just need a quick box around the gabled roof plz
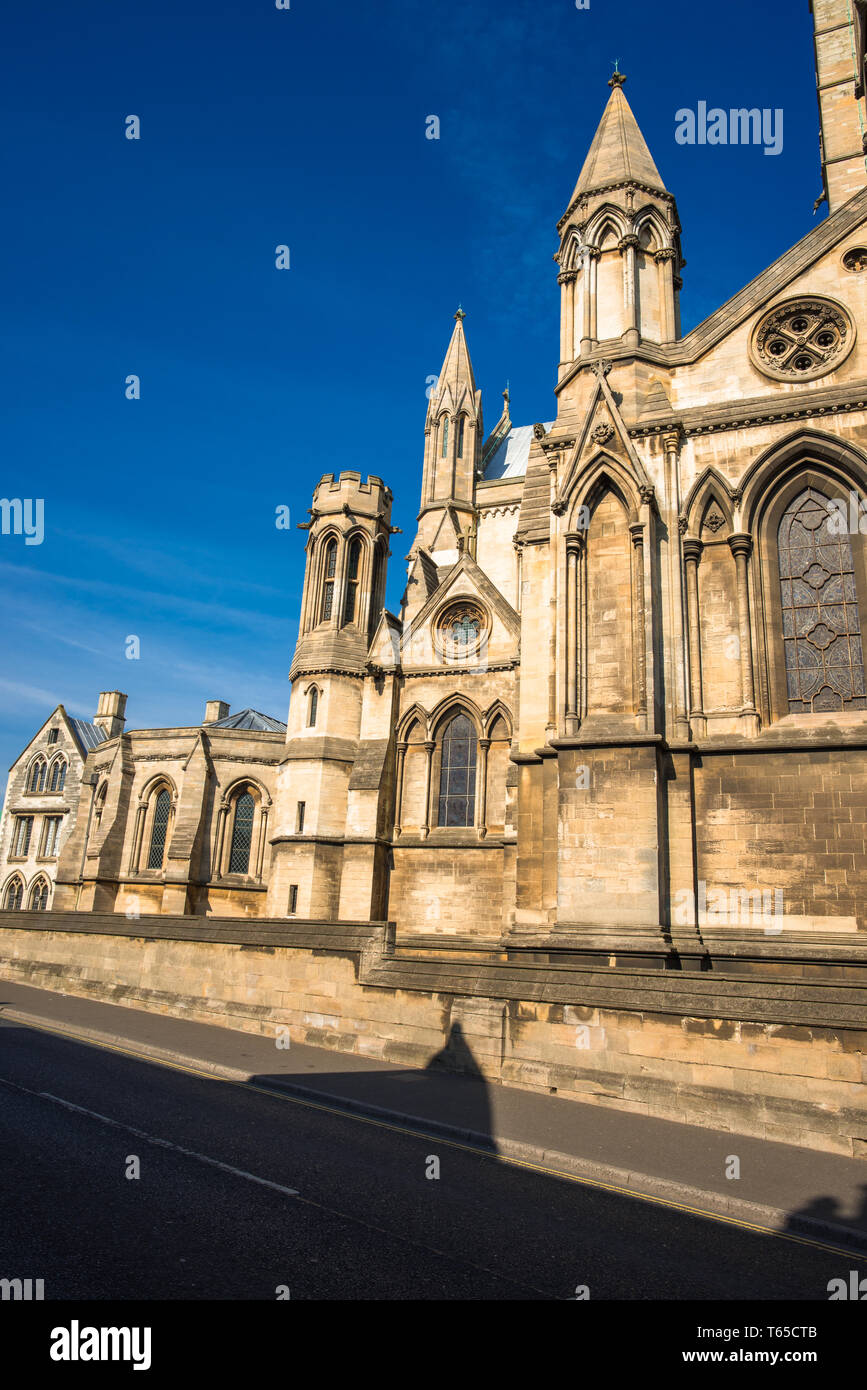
[68,718,109,753]
[483,423,554,480]
[205,708,286,732]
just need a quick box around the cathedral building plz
[5,0,867,962]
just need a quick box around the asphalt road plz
[0,1016,858,1300]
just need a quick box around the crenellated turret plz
[291,472,393,682]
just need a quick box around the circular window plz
[842,247,867,272]
[435,602,487,662]
[750,296,854,382]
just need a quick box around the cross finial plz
[454,304,466,322]
[608,62,626,89]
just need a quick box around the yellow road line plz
[7,1011,866,1265]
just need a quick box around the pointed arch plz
[27,756,47,793]
[2,874,24,910]
[683,466,736,536]
[436,710,478,828]
[743,432,867,723]
[29,876,50,911]
[632,206,670,251]
[483,699,514,739]
[213,777,271,881]
[569,456,642,530]
[398,702,429,742]
[739,429,867,532]
[138,772,178,806]
[319,533,339,623]
[305,683,321,728]
[48,755,67,792]
[430,693,484,739]
[585,204,628,247]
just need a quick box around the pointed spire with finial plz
[565,69,667,207]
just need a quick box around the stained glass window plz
[778,487,866,712]
[437,713,477,828]
[229,792,255,874]
[147,789,171,869]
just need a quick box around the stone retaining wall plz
[0,911,864,1157]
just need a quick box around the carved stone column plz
[128,803,146,874]
[663,430,690,740]
[587,247,600,346]
[683,538,706,738]
[654,248,677,343]
[394,741,407,837]
[477,738,490,839]
[213,801,229,877]
[619,235,640,349]
[256,804,269,879]
[629,522,648,723]
[565,531,584,733]
[421,740,435,839]
[728,532,760,733]
[558,269,578,361]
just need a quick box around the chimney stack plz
[94,690,127,740]
[204,700,230,723]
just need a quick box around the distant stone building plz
[0,695,112,911]
[6,0,867,951]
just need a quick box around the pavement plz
[1,976,865,1256]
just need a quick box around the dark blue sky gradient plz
[0,0,821,769]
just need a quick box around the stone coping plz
[2,910,866,1029]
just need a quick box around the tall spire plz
[434,307,476,399]
[555,73,683,358]
[567,72,668,208]
[413,311,484,568]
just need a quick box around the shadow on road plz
[252,1021,499,1153]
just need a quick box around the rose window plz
[751,298,854,381]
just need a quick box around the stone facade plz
[5,4,867,951]
[1,8,866,1150]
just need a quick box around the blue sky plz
[0,0,822,770]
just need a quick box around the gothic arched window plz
[147,788,172,869]
[343,538,361,624]
[456,416,465,459]
[307,686,319,727]
[228,791,255,874]
[368,544,385,640]
[30,878,49,911]
[4,877,24,910]
[49,758,67,792]
[28,758,47,793]
[441,417,449,458]
[437,713,477,828]
[778,487,867,712]
[321,539,337,622]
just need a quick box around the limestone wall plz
[1,913,863,1156]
